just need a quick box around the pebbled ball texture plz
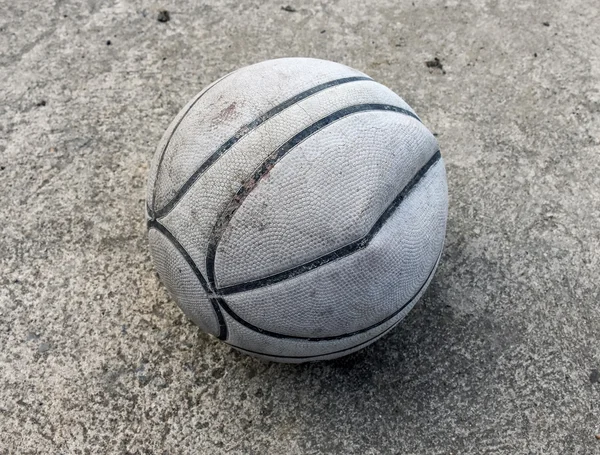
[146,58,448,363]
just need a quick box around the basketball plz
[146,58,448,362]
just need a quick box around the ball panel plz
[220,159,447,338]
[146,69,239,212]
[214,110,438,288]
[158,79,411,280]
[229,322,397,364]
[151,58,368,213]
[148,227,220,336]
[221,247,441,362]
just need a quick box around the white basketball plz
[146,58,448,363]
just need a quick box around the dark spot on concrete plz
[534,53,538,57]
[433,132,439,137]
[281,5,297,12]
[260,401,273,416]
[543,21,550,26]
[157,10,170,22]
[38,342,51,353]
[426,57,446,74]
[241,418,252,430]
[320,30,326,34]
[0,166,5,171]
[246,365,257,379]
[36,100,46,107]
[240,391,247,401]
[13,279,19,283]
[211,367,225,379]
[63,14,68,18]
[590,369,599,384]
[106,40,111,45]
[254,387,263,398]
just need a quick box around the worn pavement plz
[1,0,599,453]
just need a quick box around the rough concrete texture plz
[1,0,599,453]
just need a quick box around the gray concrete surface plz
[1,0,599,453]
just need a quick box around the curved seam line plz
[218,150,441,295]
[226,321,399,360]
[217,247,442,342]
[206,103,423,290]
[148,220,228,340]
[149,70,239,218]
[152,76,376,219]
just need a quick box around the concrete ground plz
[1,0,599,453]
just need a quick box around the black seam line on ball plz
[204,103,423,291]
[147,219,228,341]
[217,149,441,296]
[152,76,375,219]
[215,248,442,342]
[148,70,239,219]
[227,321,399,360]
